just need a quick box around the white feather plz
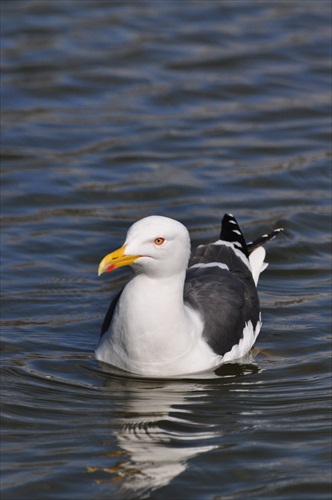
[249,246,268,286]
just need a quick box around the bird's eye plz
[154,237,165,246]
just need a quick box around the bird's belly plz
[95,311,261,377]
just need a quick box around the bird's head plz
[98,216,191,279]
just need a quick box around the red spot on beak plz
[106,264,116,273]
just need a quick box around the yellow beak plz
[98,245,141,276]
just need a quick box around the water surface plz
[1,2,331,499]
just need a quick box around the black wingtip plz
[247,227,284,254]
[219,214,249,258]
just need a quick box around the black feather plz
[100,290,123,339]
[219,213,249,257]
[247,228,284,254]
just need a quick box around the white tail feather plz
[249,246,268,286]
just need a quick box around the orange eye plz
[154,237,165,246]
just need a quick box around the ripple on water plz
[1,1,331,499]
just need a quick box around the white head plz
[98,216,191,279]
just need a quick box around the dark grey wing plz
[186,213,260,356]
[184,266,260,356]
[100,289,123,340]
[185,213,282,356]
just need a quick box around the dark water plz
[1,2,331,499]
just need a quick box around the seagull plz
[96,214,282,377]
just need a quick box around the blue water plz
[1,2,331,499]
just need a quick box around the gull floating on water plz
[96,214,282,377]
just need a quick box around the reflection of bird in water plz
[87,362,260,497]
[96,214,282,376]
[87,378,219,498]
